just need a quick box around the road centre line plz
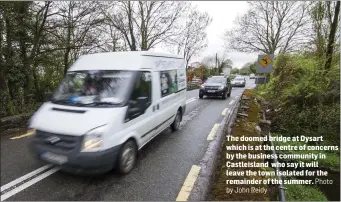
[186,97,196,104]
[1,164,53,193]
[1,167,60,201]
[207,124,220,141]
[176,165,201,201]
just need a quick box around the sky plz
[153,1,258,69]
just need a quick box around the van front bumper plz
[30,140,121,175]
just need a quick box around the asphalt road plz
[1,78,255,201]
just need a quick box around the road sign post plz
[255,54,274,85]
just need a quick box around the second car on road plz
[232,76,246,87]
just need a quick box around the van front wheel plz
[171,110,181,131]
[117,140,137,175]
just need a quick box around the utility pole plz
[215,53,218,75]
[215,53,218,68]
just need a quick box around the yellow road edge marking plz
[207,123,220,141]
[176,165,201,201]
[222,108,229,116]
[10,131,34,140]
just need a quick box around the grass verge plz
[209,89,276,201]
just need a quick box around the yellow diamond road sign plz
[256,54,274,73]
[259,55,272,68]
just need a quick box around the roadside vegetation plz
[222,1,340,201]
[209,89,277,201]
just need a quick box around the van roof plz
[68,51,184,72]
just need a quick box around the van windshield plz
[52,70,134,107]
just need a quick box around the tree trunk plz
[17,3,31,104]
[0,7,10,117]
[324,1,340,71]
[64,47,71,75]
[4,9,16,113]
[64,3,72,75]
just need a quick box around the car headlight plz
[219,86,224,90]
[81,125,106,152]
[200,85,205,89]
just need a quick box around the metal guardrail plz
[262,110,286,201]
[268,132,286,201]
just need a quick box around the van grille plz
[33,130,81,154]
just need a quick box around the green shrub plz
[285,183,328,201]
[256,53,340,147]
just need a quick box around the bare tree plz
[99,1,187,51]
[169,6,212,69]
[225,1,311,54]
[324,1,340,71]
[201,52,232,74]
[309,1,340,58]
[47,1,104,75]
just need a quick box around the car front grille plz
[33,130,82,153]
[205,86,220,90]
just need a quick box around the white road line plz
[229,100,235,105]
[1,167,60,201]
[186,97,196,104]
[0,164,53,192]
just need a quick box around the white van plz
[28,51,187,175]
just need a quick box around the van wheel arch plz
[178,107,183,121]
[116,138,138,175]
[171,108,182,131]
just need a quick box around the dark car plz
[199,76,232,99]
[232,76,246,87]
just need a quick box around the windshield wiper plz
[80,101,119,106]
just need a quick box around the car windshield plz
[234,77,244,80]
[52,70,134,107]
[206,77,225,83]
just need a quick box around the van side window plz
[160,70,178,97]
[125,71,152,122]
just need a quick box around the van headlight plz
[219,86,224,90]
[27,128,36,136]
[81,125,106,152]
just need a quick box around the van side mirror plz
[45,92,53,101]
[137,97,149,112]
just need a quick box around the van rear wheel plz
[171,110,181,131]
[117,140,137,175]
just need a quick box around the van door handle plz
[153,105,156,112]
[157,104,160,110]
